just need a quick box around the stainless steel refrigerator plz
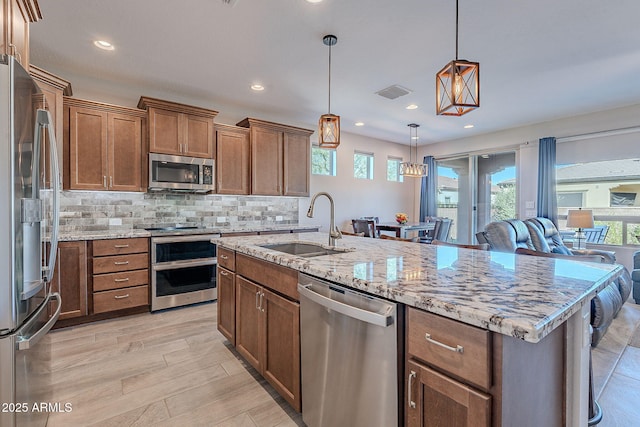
[0,55,61,427]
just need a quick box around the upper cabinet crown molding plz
[137,96,218,119]
[64,96,146,117]
[236,117,313,136]
[30,64,73,95]
[17,0,42,22]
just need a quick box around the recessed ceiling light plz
[354,122,364,126]
[93,40,114,51]
[406,104,418,110]
[250,84,264,91]
[464,124,474,129]
[306,0,323,3]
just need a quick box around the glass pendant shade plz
[318,35,340,148]
[436,59,479,116]
[319,113,340,148]
[399,123,428,178]
[436,0,480,116]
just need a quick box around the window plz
[556,159,640,245]
[311,147,336,176]
[387,157,403,182]
[354,151,374,180]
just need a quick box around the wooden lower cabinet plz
[50,241,88,320]
[406,359,491,427]
[217,267,236,345]
[230,265,301,412]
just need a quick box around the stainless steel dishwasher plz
[298,273,399,427]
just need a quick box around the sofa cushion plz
[551,245,572,255]
[632,269,640,282]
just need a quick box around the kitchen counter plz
[58,224,319,241]
[213,231,624,343]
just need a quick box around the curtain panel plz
[419,156,437,222]
[537,137,558,225]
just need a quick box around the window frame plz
[387,156,404,182]
[311,146,337,176]
[353,150,374,180]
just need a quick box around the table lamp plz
[566,208,594,250]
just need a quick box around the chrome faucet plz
[307,192,342,246]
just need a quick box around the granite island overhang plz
[213,231,624,344]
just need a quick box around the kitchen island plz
[214,232,625,426]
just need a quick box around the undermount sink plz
[260,242,348,258]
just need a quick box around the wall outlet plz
[108,218,122,226]
[217,216,226,222]
[276,216,283,221]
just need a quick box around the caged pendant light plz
[319,34,340,148]
[436,0,480,116]
[399,124,428,178]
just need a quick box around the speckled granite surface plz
[58,225,319,241]
[214,232,625,343]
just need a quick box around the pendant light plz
[399,124,428,178]
[436,0,479,116]
[319,34,340,148]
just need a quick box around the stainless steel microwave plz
[148,153,215,193]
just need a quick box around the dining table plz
[375,221,435,238]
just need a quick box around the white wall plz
[298,131,416,233]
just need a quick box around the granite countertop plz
[58,224,319,241]
[213,232,624,343]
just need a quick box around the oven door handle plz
[153,258,217,271]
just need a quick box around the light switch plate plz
[526,210,537,217]
[217,216,225,222]
[276,216,283,221]
[525,201,535,209]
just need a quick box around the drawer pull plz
[114,294,130,299]
[114,278,130,282]
[425,333,464,354]
[220,270,229,276]
[408,370,416,409]
[220,254,229,260]
[114,261,130,265]
[114,244,130,248]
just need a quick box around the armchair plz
[633,251,640,304]
[478,219,534,252]
[524,217,616,263]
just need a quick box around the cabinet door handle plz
[220,254,228,260]
[219,270,229,276]
[114,294,130,299]
[114,244,130,248]
[114,261,130,266]
[256,290,260,310]
[408,370,417,409]
[110,176,113,188]
[8,44,22,64]
[114,278,130,282]
[424,333,464,353]
[103,175,107,188]
[260,291,265,312]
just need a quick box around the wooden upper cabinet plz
[1,0,42,69]
[64,98,146,191]
[237,118,313,197]
[216,124,250,195]
[138,97,218,159]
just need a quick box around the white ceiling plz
[29,0,640,146]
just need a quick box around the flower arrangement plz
[395,212,408,224]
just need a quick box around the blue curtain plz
[537,137,558,225]
[419,156,437,221]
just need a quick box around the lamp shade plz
[566,209,594,229]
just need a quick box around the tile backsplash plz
[59,191,300,232]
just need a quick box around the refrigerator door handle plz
[37,109,60,284]
[16,292,61,351]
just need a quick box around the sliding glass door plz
[436,152,516,244]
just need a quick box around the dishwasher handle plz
[298,283,394,327]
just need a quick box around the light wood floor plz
[44,303,304,427]
[44,299,640,426]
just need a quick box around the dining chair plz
[380,234,419,242]
[419,218,442,244]
[351,219,376,238]
[432,240,489,250]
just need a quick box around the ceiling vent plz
[221,0,239,6]
[375,85,412,100]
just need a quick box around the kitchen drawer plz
[92,253,149,274]
[218,247,236,271]
[93,285,149,314]
[236,253,298,301]
[407,307,491,390]
[93,238,148,256]
[93,269,149,292]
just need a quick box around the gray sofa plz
[634,251,640,304]
[478,218,632,346]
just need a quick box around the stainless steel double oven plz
[149,229,220,311]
